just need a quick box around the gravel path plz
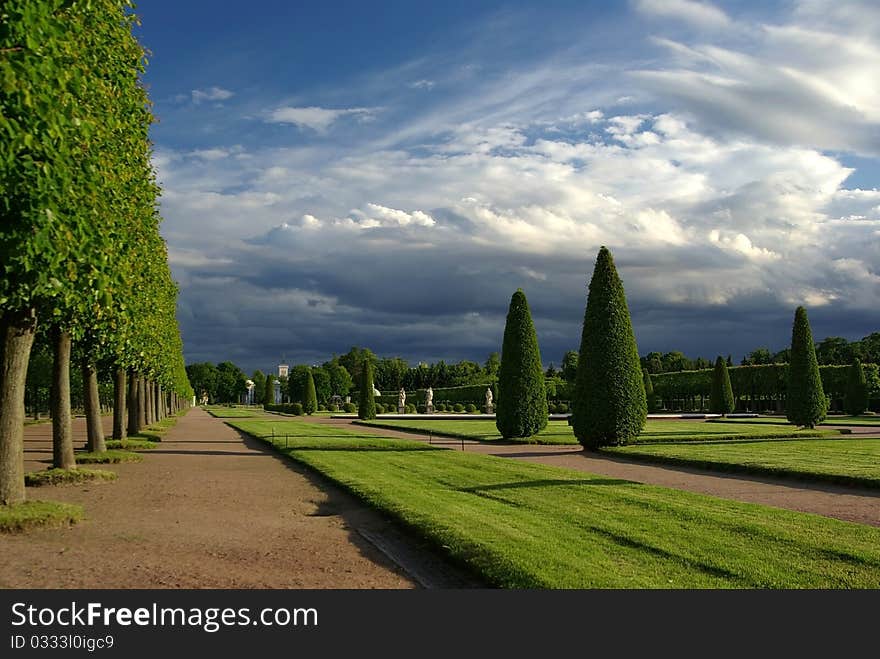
[1,409,476,588]
[316,417,880,527]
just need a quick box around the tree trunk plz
[113,368,126,440]
[127,369,139,435]
[51,328,75,469]
[156,383,164,421]
[82,358,105,453]
[138,376,147,429]
[146,379,154,426]
[0,309,37,505]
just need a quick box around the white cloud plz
[634,0,731,28]
[266,106,375,132]
[410,79,436,90]
[190,87,235,104]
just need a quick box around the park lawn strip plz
[105,439,157,450]
[25,468,117,487]
[608,438,880,488]
[75,450,143,464]
[0,501,84,533]
[205,407,268,418]
[709,415,880,427]
[231,419,880,588]
[358,419,834,445]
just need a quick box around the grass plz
[105,439,157,450]
[358,419,835,445]
[25,468,117,487]
[608,438,880,488]
[205,406,267,418]
[709,415,880,427]
[228,418,439,449]
[230,419,880,588]
[75,450,143,464]
[0,501,84,533]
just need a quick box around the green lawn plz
[358,419,834,445]
[205,406,267,418]
[0,501,84,533]
[609,438,880,488]
[710,415,880,427]
[229,419,880,588]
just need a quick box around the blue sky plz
[136,0,880,373]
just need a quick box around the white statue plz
[398,388,406,408]
[485,388,493,406]
[425,387,433,406]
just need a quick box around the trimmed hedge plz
[496,289,548,439]
[709,356,735,415]
[652,363,880,412]
[264,402,304,416]
[845,359,868,416]
[572,246,646,448]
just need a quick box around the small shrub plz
[376,403,386,414]
[453,403,465,413]
[556,402,569,414]
[328,404,339,412]
[290,402,304,416]
[435,403,446,412]
[466,403,477,413]
[405,403,416,414]
[318,404,327,412]
[343,402,357,413]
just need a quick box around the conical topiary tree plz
[643,368,657,413]
[263,374,274,407]
[844,358,868,417]
[709,356,735,415]
[358,360,376,420]
[786,306,827,428]
[495,289,548,438]
[303,369,318,415]
[572,246,646,449]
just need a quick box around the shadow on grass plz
[458,477,634,493]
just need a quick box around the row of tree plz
[0,1,192,505]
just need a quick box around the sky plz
[136,0,880,374]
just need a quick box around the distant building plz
[277,363,289,378]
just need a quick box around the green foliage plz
[495,290,548,438]
[311,367,331,404]
[466,403,477,413]
[263,374,275,407]
[844,359,868,416]
[358,360,377,420]
[709,356,735,415]
[453,403,465,412]
[643,369,657,413]
[375,403,386,414]
[343,402,357,413]
[263,403,303,416]
[787,307,827,428]
[561,350,579,383]
[303,369,318,414]
[572,247,646,448]
[75,450,142,464]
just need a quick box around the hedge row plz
[650,363,880,410]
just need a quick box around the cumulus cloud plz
[190,87,235,104]
[266,106,375,132]
[156,2,880,370]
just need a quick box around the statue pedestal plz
[484,404,494,414]
[426,404,434,414]
[398,405,405,414]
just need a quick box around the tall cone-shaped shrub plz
[643,368,657,413]
[786,306,827,428]
[709,356,735,415]
[358,360,377,420]
[496,289,548,438]
[263,374,274,407]
[572,247,646,448]
[844,358,868,416]
[303,369,318,415]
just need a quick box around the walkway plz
[1,409,474,588]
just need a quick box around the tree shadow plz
[458,477,634,493]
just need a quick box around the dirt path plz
[1,409,476,588]
[315,417,880,527]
